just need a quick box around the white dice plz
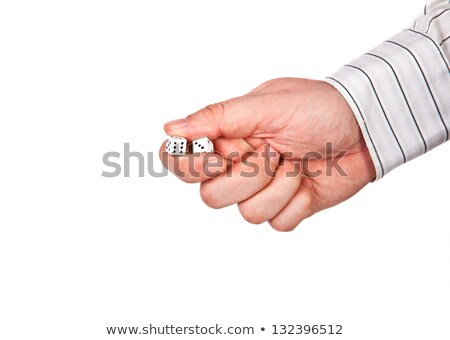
[193,137,214,153]
[165,136,187,156]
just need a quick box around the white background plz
[1,0,449,339]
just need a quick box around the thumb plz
[163,95,266,140]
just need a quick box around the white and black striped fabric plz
[326,0,450,180]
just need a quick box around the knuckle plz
[269,220,297,232]
[255,167,272,187]
[252,78,286,93]
[199,182,221,209]
[260,78,280,89]
[238,203,267,225]
[195,102,227,133]
[250,80,273,94]
[204,102,226,116]
[179,175,200,184]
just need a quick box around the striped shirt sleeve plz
[325,0,450,180]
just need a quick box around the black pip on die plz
[165,136,187,156]
[193,137,214,153]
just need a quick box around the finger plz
[268,180,314,232]
[159,143,227,183]
[199,144,280,209]
[237,160,302,225]
[163,93,277,141]
[213,137,267,162]
[213,138,253,162]
[244,137,268,150]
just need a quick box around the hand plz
[159,78,376,231]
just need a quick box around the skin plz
[159,78,376,231]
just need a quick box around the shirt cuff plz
[325,29,450,180]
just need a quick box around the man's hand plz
[159,78,376,231]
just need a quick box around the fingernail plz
[164,118,189,129]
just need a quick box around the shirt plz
[325,0,450,180]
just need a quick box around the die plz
[192,137,214,153]
[165,136,187,155]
